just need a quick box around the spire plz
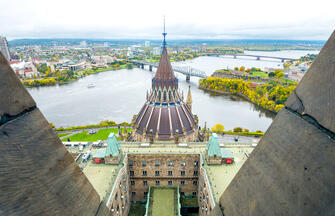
[186,85,192,112]
[153,17,176,89]
[162,16,167,48]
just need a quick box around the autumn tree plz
[211,124,224,134]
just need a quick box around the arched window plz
[163,91,167,101]
[158,91,161,101]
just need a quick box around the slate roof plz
[106,133,120,157]
[207,133,222,157]
[133,39,197,141]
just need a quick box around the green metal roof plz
[106,133,120,157]
[207,133,222,157]
[221,149,234,159]
[92,148,106,159]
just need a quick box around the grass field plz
[61,128,132,142]
[249,71,268,78]
[58,133,71,138]
[151,188,176,216]
[129,203,146,216]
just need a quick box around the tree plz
[211,124,224,134]
[49,122,55,128]
[268,72,275,77]
[274,69,284,79]
[239,66,245,71]
[233,127,243,133]
[234,67,239,71]
[126,63,134,69]
[243,128,249,132]
[275,71,284,79]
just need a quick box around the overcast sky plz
[1,0,334,40]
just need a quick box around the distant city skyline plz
[1,0,334,40]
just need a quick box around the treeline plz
[22,78,57,87]
[53,120,132,131]
[211,124,264,137]
[199,77,296,113]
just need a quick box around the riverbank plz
[199,77,296,113]
[54,120,131,131]
[22,63,134,87]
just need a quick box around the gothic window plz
[163,91,167,101]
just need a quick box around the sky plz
[1,0,334,40]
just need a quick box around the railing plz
[128,60,207,78]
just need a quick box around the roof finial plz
[162,16,167,48]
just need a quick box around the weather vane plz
[162,16,167,48]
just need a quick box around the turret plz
[186,85,192,112]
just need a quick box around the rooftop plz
[147,186,179,216]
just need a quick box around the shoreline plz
[198,85,277,115]
[22,64,133,88]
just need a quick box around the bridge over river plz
[204,53,298,62]
[127,60,207,80]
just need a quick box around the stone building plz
[1,28,335,216]
[206,134,223,165]
[107,153,216,216]
[92,133,122,164]
[132,31,198,142]
[127,153,200,201]
[206,134,234,165]
[106,157,131,216]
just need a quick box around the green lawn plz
[58,133,71,138]
[129,203,146,216]
[279,78,296,84]
[61,128,132,142]
[249,71,268,78]
[151,188,176,216]
[181,196,198,207]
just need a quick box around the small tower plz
[186,85,192,112]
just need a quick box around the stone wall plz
[206,155,222,165]
[217,31,335,216]
[128,153,200,201]
[105,150,122,165]
[106,158,130,216]
[0,52,111,215]
[199,167,216,216]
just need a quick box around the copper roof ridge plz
[180,103,195,131]
[145,105,155,131]
[156,107,162,135]
[168,106,173,135]
[175,103,185,130]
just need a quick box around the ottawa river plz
[28,50,319,132]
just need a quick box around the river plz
[28,50,319,132]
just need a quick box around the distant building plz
[201,43,207,52]
[145,41,151,47]
[0,36,10,61]
[80,40,87,48]
[152,47,161,55]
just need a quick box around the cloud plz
[1,0,334,40]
